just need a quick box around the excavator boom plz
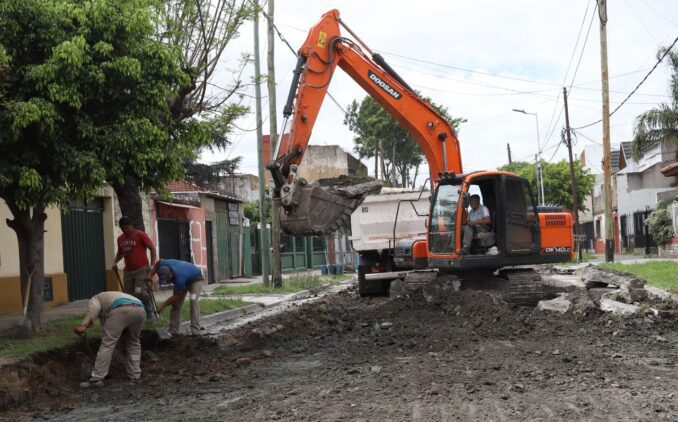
[269,9,461,235]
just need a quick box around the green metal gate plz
[215,210,230,279]
[61,200,106,301]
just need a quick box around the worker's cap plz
[156,265,171,285]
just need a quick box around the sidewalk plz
[0,270,324,330]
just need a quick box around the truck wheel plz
[358,264,390,297]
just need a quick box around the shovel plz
[113,266,125,292]
[11,267,35,338]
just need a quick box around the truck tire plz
[358,264,390,297]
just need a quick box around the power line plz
[573,128,602,145]
[565,0,594,90]
[573,33,678,129]
[378,50,564,87]
[258,7,347,116]
[379,45,668,98]
[541,2,596,157]
[327,92,347,115]
[625,0,658,43]
[568,1,597,90]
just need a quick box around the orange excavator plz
[268,10,574,303]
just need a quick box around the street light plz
[512,108,545,205]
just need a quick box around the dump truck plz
[348,188,430,295]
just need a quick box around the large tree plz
[100,0,252,230]
[499,160,595,212]
[632,47,678,159]
[344,95,465,189]
[0,0,201,329]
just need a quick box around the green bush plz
[646,207,675,244]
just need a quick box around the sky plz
[203,0,678,183]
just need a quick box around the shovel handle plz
[113,268,125,292]
[23,267,35,318]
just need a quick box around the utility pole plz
[598,0,614,262]
[253,0,270,285]
[507,143,512,164]
[563,87,582,261]
[266,0,282,288]
[512,108,544,205]
[391,141,397,186]
[535,154,541,204]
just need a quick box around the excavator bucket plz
[280,177,382,235]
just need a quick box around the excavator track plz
[499,268,544,306]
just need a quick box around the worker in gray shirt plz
[73,291,145,388]
[462,194,491,255]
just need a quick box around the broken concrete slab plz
[588,287,618,303]
[645,286,673,301]
[600,298,639,316]
[544,266,576,275]
[536,294,572,313]
[582,267,645,291]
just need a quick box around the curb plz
[178,303,263,331]
[178,279,355,332]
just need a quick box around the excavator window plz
[428,183,460,254]
[505,178,539,253]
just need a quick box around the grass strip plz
[0,298,251,359]
[212,273,351,296]
[599,261,678,292]
[0,315,101,359]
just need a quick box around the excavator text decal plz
[368,70,402,100]
[317,31,327,48]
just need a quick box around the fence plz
[247,226,329,275]
[618,209,657,253]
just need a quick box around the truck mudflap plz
[280,178,381,235]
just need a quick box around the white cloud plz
[204,0,678,182]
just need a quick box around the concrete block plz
[536,295,572,313]
[600,298,639,316]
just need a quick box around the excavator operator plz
[462,195,491,255]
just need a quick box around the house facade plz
[0,187,129,313]
[615,141,678,255]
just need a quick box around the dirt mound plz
[3,280,677,421]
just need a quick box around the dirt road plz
[3,275,677,421]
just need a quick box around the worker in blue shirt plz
[148,259,204,336]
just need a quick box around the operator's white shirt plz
[468,205,490,223]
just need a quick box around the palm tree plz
[632,48,678,160]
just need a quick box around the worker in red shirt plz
[112,216,157,319]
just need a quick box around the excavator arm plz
[269,9,462,235]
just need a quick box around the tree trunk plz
[6,203,47,331]
[112,176,145,231]
[378,140,387,182]
[374,144,379,179]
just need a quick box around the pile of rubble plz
[538,266,677,319]
[582,266,677,318]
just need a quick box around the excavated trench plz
[1,274,676,421]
